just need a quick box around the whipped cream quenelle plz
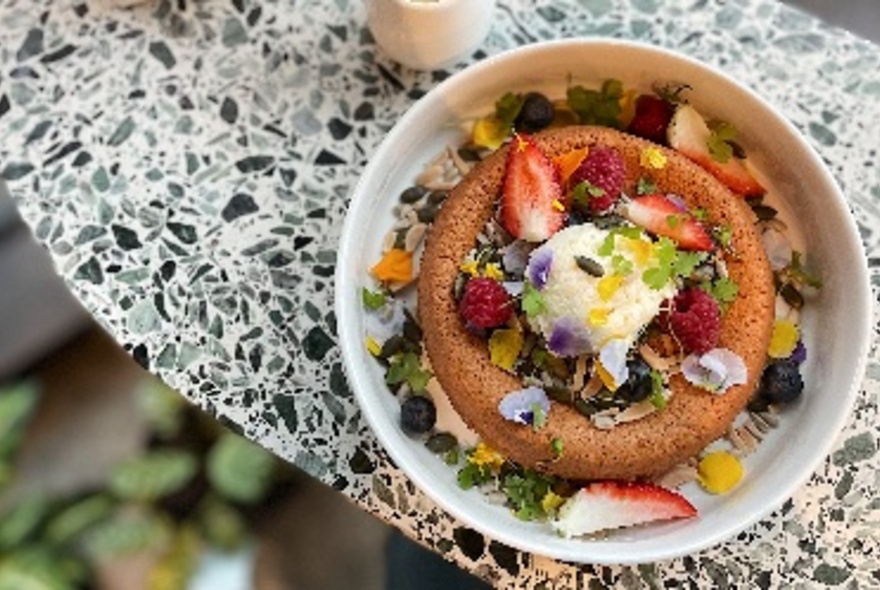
[526,224,677,357]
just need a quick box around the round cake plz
[418,125,775,480]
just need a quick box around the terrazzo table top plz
[1,0,879,586]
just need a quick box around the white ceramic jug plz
[366,0,496,70]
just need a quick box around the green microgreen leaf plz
[692,207,708,221]
[597,233,617,257]
[361,287,386,310]
[502,470,557,521]
[522,282,547,317]
[701,276,740,309]
[566,79,624,128]
[457,462,492,490]
[551,437,564,458]
[712,224,734,249]
[666,214,682,229]
[707,121,738,163]
[649,370,667,409]
[670,251,706,278]
[530,403,547,431]
[636,176,657,196]
[611,254,634,276]
[385,352,433,393]
[788,251,824,289]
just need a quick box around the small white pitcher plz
[366,0,496,71]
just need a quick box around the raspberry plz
[458,277,513,331]
[627,95,675,145]
[569,146,626,214]
[659,288,720,354]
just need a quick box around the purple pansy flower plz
[547,317,593,357]
[526,247,553,290]
[498,387,550,426]
[787,340,807,365]
[681,348,748,393]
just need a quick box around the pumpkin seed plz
[417,203,439,223]
[780,282,804,309]
[575,255,604,277]
[427,190,448,206]
[546,386,573,403]
[425,432,458,454]
[751,204,778,221]
[400,185,428,204]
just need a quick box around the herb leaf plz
[566,79,624,128]
[385,352,432,392]
[701,276,740,309]
[707,122,738,163]
[361,287,386,310]
[636,176,657,195]
[522,282,547,317]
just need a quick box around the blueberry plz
[758,361,804,404]
[514,92,554,133]
[616,358,653,403]
[400,395,436,435]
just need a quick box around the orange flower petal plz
[370,248,413,283]
[554,147,590,187]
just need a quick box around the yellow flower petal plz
[768,319,799,359]
[489,328,524,371]
[541,490,566,514]
[469,442,505,470]
[595,362,618,391]
[640,147,668,170]
[618,90,638,127]
[473,116,508,150]
[551,199,566,212]
[483,263,504,281]
[697,450,744,494]
[459,260,479,277]
[365,336,382,357]
[626,237,653,266]
[597,275,624,301]
[587,307,610,327]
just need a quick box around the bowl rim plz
[334,38,873,564]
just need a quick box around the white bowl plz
[335,39,872,564]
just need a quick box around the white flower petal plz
[599,339,630,389]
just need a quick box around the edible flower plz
[484,263,505,281]
[459,259,480,277]
[598,338,629,391]
[640,146,668,170]
[787,340,807,365]
[370,248,413,284]
[365,336,382,356]
[681,348,748,393]
[587,307,610,327]
[597,274,624,301]
[768,319,799,359]
[553,147,590,186]
[489,328,524,371]
[468,442,505,470]
[547,317,592,357]
[527,247,553,290]
[541,490,566,514]
[498,387,551,427]
[697,450,743,494]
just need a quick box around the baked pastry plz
[418,125,775,480]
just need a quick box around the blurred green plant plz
[0,378,292,590]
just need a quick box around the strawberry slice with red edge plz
[667,104,765,196]
[499,135,565,242]
[621,193,716,252]
[553,480,697,538]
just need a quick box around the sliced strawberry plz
[667,104,765,196]
[621,194,715,251]
[553,480,697,538]
[627,94,675,145]
[499,135,565,242]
